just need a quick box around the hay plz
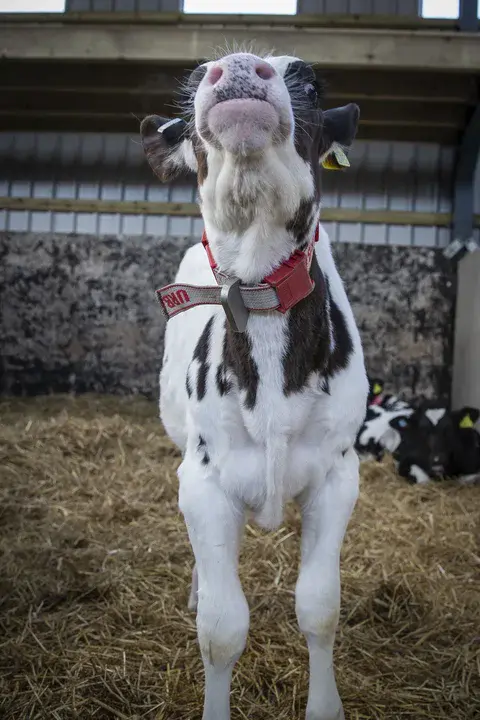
[0,394,479,720]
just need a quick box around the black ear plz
[140,115,189,182]
[321,103,360,170]
[455,406,480,428]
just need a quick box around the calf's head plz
[390,405,480,479]
[140,53,359,239]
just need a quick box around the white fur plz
[409,464,431,485]
[158,52,368,720]
[426,408,446,426]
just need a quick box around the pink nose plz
[206,58,275,85]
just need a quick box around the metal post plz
[444,104,480,260]
[459,0,478,33]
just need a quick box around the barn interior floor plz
[0,394,479,720]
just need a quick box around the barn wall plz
[0,132,455,249]
[0,231,455,400]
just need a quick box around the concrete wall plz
[452,249,480,413]
[0,232,456,400]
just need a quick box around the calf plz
[355,402,413,461]
[391,404,480,484]
[141,52,368,720]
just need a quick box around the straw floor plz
[0,394,479,720]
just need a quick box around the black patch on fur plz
[342,449,347,457]
[223,324,259,410]
[320,377,330,395]
[216,363,232,396]
[186,372,192,398]
[283,60,324,201]
[197,435,210,465]
[283,255,330,395]
[325,278,353,377]
[286,198,315,248]
[193,316,214,401]
[196,364,208,402]
[283,262,353,395]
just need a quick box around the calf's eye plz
[304,82,317,103]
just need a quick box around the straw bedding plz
[0,394,479,719]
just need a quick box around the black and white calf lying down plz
[141,52,368,720]
[356,377,480,485]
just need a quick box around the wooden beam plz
[1,22,479,71]
[3,196,479,228]
[0,12,472,31]
[0,197,200,217]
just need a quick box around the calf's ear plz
[140,115,197,182]
[320,103,360,170]
[457,407,480,428]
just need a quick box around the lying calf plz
[391,404,480,484]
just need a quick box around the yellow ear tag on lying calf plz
[322,145,350,170]
[373,383,383,395]
[460,414,474,429]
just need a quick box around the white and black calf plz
[355,381,413,461]
[392,404,480,484]
[141,52,368,720]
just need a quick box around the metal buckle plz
[220,278,249,333]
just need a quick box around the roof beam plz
[1,21,479,71]
[0,12,474,31]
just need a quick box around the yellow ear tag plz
[322,145,350,170]
[373,383,382,395]
[460,414,474,429]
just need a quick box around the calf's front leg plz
[296,448,359,720]
[178,456,248,720]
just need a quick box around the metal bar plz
[2,196,480,227]
[445,103,480,259]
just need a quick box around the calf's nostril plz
[255,62,274,81]
[208,65,223,85]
